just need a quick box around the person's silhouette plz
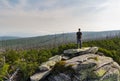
[76,28,82,48]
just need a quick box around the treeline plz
[0,37,120,81]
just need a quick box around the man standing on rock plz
[76,28,82,48]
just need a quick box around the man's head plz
[78,28,81,31]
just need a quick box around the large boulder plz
[43,54,120,81]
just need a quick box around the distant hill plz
[0,30,120,50]
[82,30,120,40]
[0,36,21,40]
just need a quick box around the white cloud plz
[0,0,120,36]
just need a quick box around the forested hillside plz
[0,37,120,81]
[0,30,120,50]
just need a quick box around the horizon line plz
[0,29,120,38]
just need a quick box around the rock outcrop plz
[30,55,62,81]
[30,47,120,81]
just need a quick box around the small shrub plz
[0,63,9,80]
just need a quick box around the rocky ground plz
[30,47,120,81]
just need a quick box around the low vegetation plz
[0,37,120,80]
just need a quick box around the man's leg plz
[77,39,79,48]
[80,39,82,49]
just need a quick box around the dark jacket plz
[76,32,82,39]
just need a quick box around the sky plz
[0,0,120,37]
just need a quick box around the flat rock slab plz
[30,70,51,81]
[63,47,98,54]
[66,54,114,70]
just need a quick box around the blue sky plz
[0,0,120,37]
